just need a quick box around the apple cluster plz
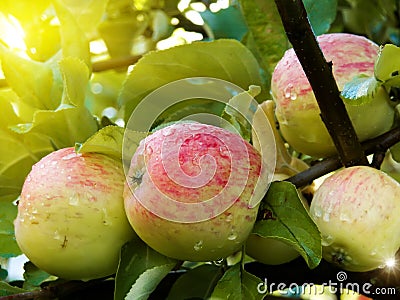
[13,32,400,283]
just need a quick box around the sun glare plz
[0,13,26,52]
[385,257,396,268]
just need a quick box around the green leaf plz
[59,57,90,107]
[11,106,98,150]
[0,281,26,296]
[0,267,7,280]
[221,85,261,141]
[125,264,175,300]
[76,125,125,159]
[340,75,381,105]
[167,264,223,300]
[375,44,400,83]
[238,0,288,92]
[200,6,248,40]
[0,44,56,110]
[114,236,178,300]
[303,0,338,36]
[0,197,21,258]
[390,141,400,163]
[23,262,55,290]
[118,39,265,121]
[53,0,91,68]
[58,0,108,39]
[210,264,264,300]
[252,181,322,269]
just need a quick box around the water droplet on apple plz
[339,213,351,222]
[321,234,334,246]
[193,240,203,251]
[102,208,112,226]
[26,194,31,199]
[284,83,294,99]
[51,160,58,166]
[323,212,330,222]
[67,175,72,180]
[219,146,230,158]
[62,153,78,160]
[228,231,237,241]
[26,175,32,182]
[162,127,175,136]
[68,195,79,206]
[225,213,233,223]
[53,231,62,240]
[145,144,153,156]
[313,208,322,218]
[39,164,45,169]
[290,92,297,101]
[189,123,202,131]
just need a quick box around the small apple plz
[310,166,400,272]
[14,147,135,280]
[272,33,395,158]
[124,122,264,261]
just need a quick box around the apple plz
[124,122,264,261]
[14,147,135,280]
[310,165,400,272]
[271,33,395,158]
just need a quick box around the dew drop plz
[284,83,294,99]
[313,208,322,218]
[145,145,153,156]
[39,164,45,169]
[339,213,351,222]
[321,234,334,246]
[162,127,175,137]
[51,161,58,166]
[68,195,79,206]
[225,213,233,223]
[53,231,62,240]
[219,146,230,158]
[228,231,237,241]
[194,240,203,251]
[62,153,78,160]
[67,175,72,180]
[323,212,330,222]
[290,92,297,101]
[188,123,202,131]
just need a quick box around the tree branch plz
[287,126,400,187]
[274,0,369,167]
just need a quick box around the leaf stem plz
[274,0,369,167]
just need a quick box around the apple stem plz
[273,0,369,168]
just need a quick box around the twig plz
[92,55,141,72]
[274,0,369,167]
[287,126,400,187]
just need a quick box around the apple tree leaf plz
[76,126,125,159]
[0,267,7,280]
[114,236,178,300]
[221,85,261,141]
[200,6,248,40]
[0,281,26,297]
[252,181,322,269]
[23,262,55,290]
[210,263,264,300]
[375,44,400,88]
[167,264,223,300]
[238,0,288,92]
[340,75,381,106]
[0,197,21,258]
[125,264,175,300]
[53,0,91,68]
[118,39,265,122]
[0,44,56,110]
[302,0,338,36]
